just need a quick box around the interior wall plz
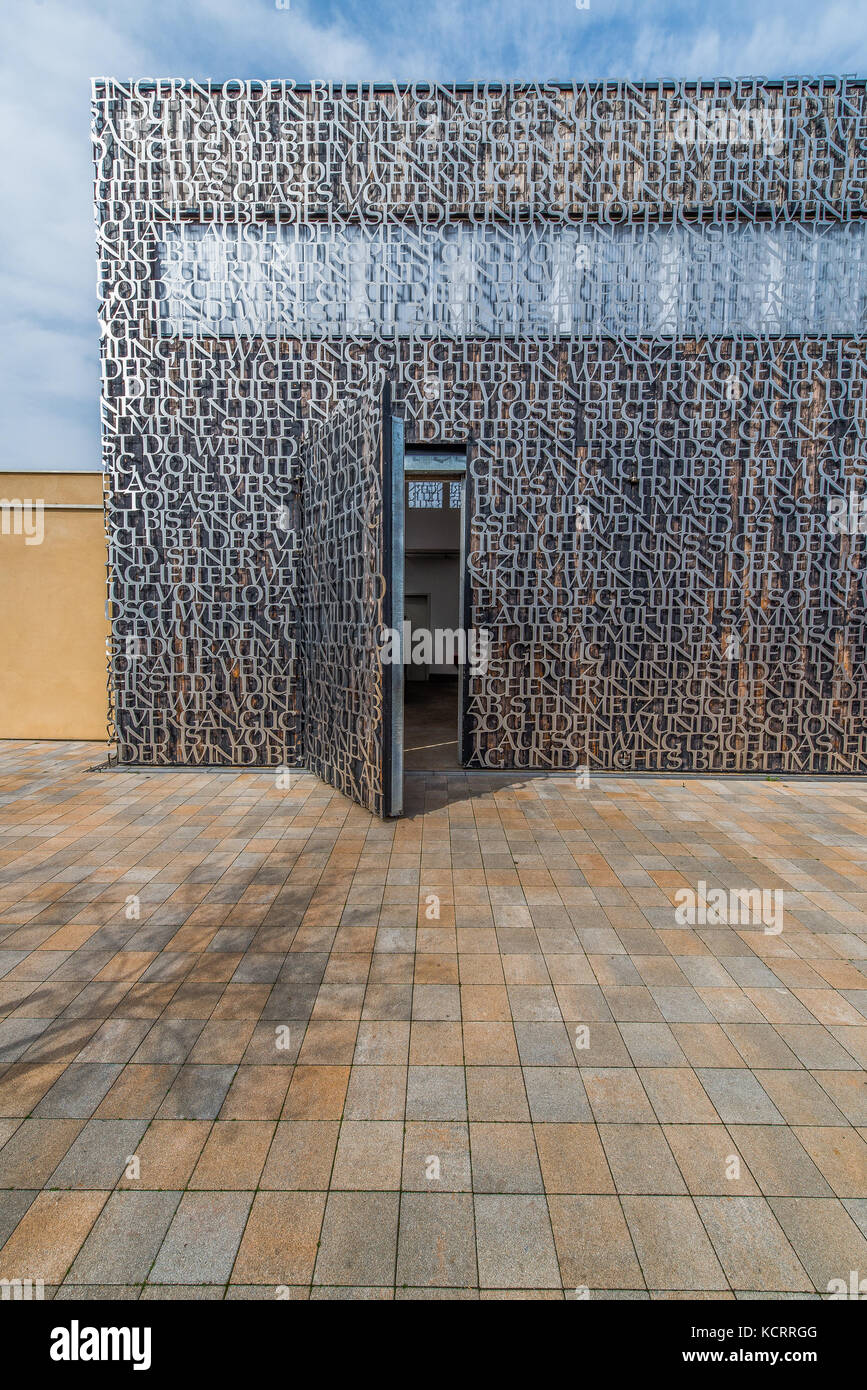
[404,555,461,675]
[405,481,462,676]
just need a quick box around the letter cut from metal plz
[300,379,404,816]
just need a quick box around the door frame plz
[403,447,469,770]
[383,391,404,818]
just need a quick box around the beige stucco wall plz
[0,472,108,740]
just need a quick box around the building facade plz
[92,78,867,813]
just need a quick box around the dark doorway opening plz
[402,464,465,771]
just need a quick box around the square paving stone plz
[188,1121,275,1189]
[260,1121,339,1190]
[513,1021,576,1065]
[0,1190,109,1283]
[231,1191,326,1285]
[694,1196,813,1292]
[282,1065,350,1120]
[774,1026,858,1070]
[313,1192,399,1286]
[548,1194,644,1290]
[535,1123,615,1194]
[148,1191,253,1284]
[581,1068,655,1123]
[618,1022,688,1067]
[752,1069,847,1125]
[353,1022,409,1064]
[469,1122,543,1193]
[474,1194,561,1290]
[406,1067,467,1121]
[409,1021,463,1065]
[811,1070,867,1125]
[47,1118,149,1189]
[94,1064,179,1119]
[599,1124,687,1195]
[465,1067,529,1121]
[396,1193,476,1287]
[768,1196,867,1291]
[65,1191,180,1284]
[695,1069,785,1124]
[567,1021,632,1067]
[401,1122,472,1192]
[412,985,460,1021]
[638,1068,719,1123]
[76,1018,152,1063]
[156,1064,237,1120]
[726,1125,834,1198]
[33,1063,122,1119]
[663,1124,761,1196]
[131,1019,205,1063]
[670,1023,746,1068]
[330,1121,404,1189]
[464,1023,516,1061]
[521,1067,591,1122]
[219,1065,291,1120]
[0,1118,84,1188]
[343,1065,407,1119]
[793,1126,867,1199]
[116,1120,211,1190]
[621,1195,728,1291]
[297,1021,359,1065]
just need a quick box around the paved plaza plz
[0,742,866,1299]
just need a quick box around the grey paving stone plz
[313,1192,399,1286]
[148,1192,253,1284]
[0,1190,38,1247]
[695,1069,785,1124]
[47,1119,149,1189]
[33,1064,122,1119]
[155,1064,237,1120]
[474,1194,560,1289]
[396,1193,476,1287]
[66,1191,181,1284]
[521,1066,591,1122]
[406,1066,466,1121]
[695,1196,813,1292]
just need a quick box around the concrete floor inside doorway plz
[403,674,460,771]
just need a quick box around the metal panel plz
[386,413,404,816]
[300,381,398,815]
[458,467,472,769]
[159,220,867,340]
[93,79,867,775]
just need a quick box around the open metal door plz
[300,381,404,817]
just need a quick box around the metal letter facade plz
[92,79,867,792]
[300,380,402,815]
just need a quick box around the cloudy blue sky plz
[2,0,866,472]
